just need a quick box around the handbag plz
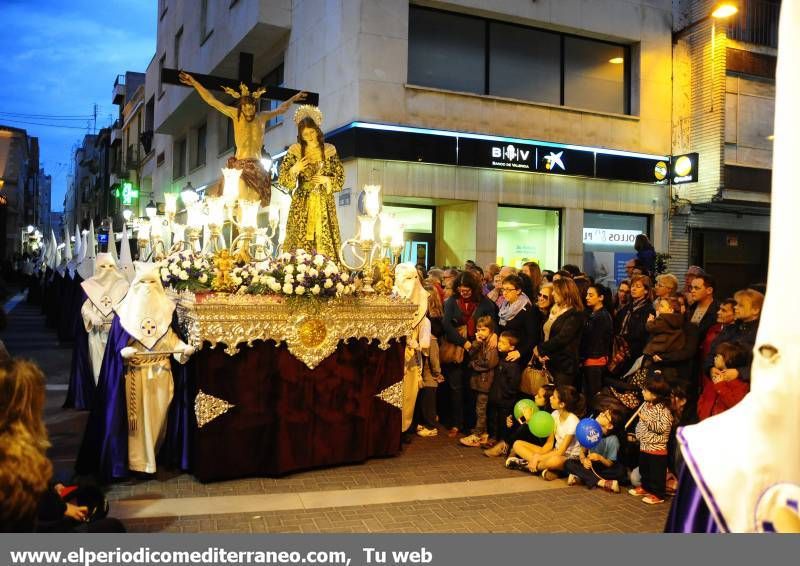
[439,325,467,364]
[521,363,553,396]
[607,335,631,375]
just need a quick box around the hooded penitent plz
[393,262,431,432]
[77,220,97,280]
[115,263,175,350]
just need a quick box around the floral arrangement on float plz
[247,249,354,297]
[157,248,354,298]
[159,251,214,292]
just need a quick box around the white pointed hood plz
[393,262,428,329]
[679,1,800,533]
[107,228,119,263]
[77,220,97,280]
[115,263,175,350]
[80,253,129,317]
[46,230,59,270]
[118,224,135,283]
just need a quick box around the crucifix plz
[160,53,318,206]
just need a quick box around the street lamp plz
[122,208,133,223]
[181,181,198,206]
[673,2,738,43]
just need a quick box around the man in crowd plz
[688,274,719,344]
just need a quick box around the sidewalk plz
[1,296,670,533]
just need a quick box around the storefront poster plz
[615,252,637,285]
[584,251,617,289]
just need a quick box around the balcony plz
[112,74,126,105]
[728,0,780,49]
[110,119,122,145]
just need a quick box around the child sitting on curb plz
[563,409,626,493]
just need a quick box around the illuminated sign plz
[672,152,698,184]
[582,228,641,246]
[490,143,536,170]
[543,151,565,172]
[113,181,139,205]
[654,161,668,181]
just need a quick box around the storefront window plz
[582,212,649,290]
[383,205,434,269]
[496,207,560,270]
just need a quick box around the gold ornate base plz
[174,292,418,369]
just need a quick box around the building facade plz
[670,0,777,297]
[147,0,674,287]
[0,125,40,258]
[38,168,52,237]
[141,0,778,289]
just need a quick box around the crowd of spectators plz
[410,246,765,505]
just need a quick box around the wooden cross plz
[161,52,319,106]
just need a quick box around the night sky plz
[0,0,156,212]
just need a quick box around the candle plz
[222,168,242,204]
[164,193,178,215]
[206,197,226,227]
[239,200,259,229]
[362,185,382,218]
[358,215,377,241]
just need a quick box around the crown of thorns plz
[293,105,323,127]
[222,82,266,101]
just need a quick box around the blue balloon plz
[575,418,603,449]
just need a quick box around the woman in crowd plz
[613,279,631,319]
[520,262,542,301]
[614,275,655,375]
[536,282,555,336]
[532,278,585,388]
[441,271,497,437]
[634,234,657,276]
[653,273,679,308]
[580,283,614,400]
[496,274,540,366]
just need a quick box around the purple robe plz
[75,315,192,481]
[63,289,94,410]
[665,466,722,533]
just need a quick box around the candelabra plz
[338,185,404,294]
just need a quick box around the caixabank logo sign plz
[671,152,699,184]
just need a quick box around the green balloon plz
[528,410,555,438]
[513,399,538,421]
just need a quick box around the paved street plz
[2,295,669,533]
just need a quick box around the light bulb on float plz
[164,193,178,223]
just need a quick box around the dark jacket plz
[637,248,656,275]
[469,334,499,393]
[580,308,613,360]
[488,355,522,406]
[729,318,760,383]
[498,302,541,365]
[643,312,686,356]
[651,321,701,389]
[539,308,585,386]
[689,300,720,344]
[617,298,655,363]
[442,295,497,346]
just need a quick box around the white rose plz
[324,279,334,289]
[295,286,305,295]
[194,259,203,269]
[284,274,294,283]
[343,285,353,295]
[181,260,191,268]
[282,283,294,294]
[266,276,276,286]
[199,274,208,284]
[160,268,170,280]
[170,264,180,274]
[323,264,335,276]
[179,270,189,281]
[296,273,305,282]
[296,248,307,256]
[297,263,307,273]
[270,282,281,292]
[308,268,318,277]
[285,264,294,274]
[336,282,344,293]
[311,285,321,295]
[341,272,350,282]
[313,255,325,267]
